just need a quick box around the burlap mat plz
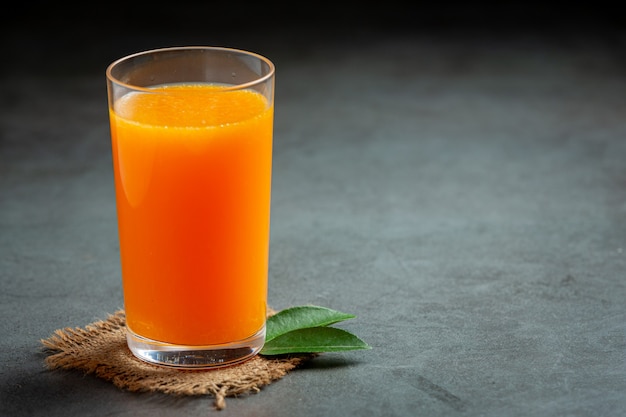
[41,309,312,410]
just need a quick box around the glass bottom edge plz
[126,325,266,369]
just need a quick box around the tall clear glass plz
[106,47,275,368]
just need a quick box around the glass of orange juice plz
[106,47,274,368]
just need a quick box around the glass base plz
[126,325,265,369]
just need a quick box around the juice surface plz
[109,84,272,345]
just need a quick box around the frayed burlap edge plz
[41,309,313,410]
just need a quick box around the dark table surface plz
[2,5,625,416]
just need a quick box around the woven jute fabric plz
[41,309,311,410]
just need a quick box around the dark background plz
[3,2,625,76]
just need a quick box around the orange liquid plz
[109,84,272,345]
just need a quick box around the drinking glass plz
[106,46,275,368]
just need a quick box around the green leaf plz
[265,305,356,343]
[260,326,371,355]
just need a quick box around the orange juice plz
[109,84,272,346]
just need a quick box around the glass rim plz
[106,46,275,93]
